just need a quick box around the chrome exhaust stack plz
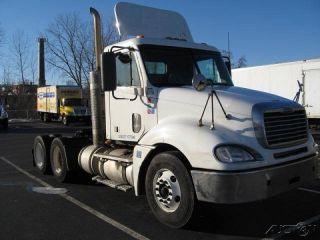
[78,8,134,187]
[89,7,104,146]
[90,7,103,73]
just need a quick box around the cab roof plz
[104,37,220,53]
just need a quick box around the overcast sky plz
[0,0,319,85]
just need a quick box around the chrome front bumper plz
[191,155,317,204]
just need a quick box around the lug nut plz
[170,176,176,182]
[175,196,180,202]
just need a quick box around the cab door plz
[107,51,157,142]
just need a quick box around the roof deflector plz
[114,2,193,42]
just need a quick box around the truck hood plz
[157,85,291,117]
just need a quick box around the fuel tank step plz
[92,176,133,192]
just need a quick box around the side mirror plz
[192,74,207,91]
[222,56,231,76]
[118,53,131,63]
[101,52,117,91]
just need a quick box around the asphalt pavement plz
[0,120,320,240]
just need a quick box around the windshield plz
[63,98,84,106]
[139,45,233,87]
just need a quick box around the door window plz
[116,52,140,86]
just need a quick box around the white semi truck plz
[232,59,320,126]
[32,3,318,228]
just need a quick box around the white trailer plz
[232,59,320,123]
[32,2,318,228]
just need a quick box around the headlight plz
[215,145,257,163]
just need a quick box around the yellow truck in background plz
[37,85,91,125]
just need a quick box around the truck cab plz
[99,3,318,226]
[59,97,90,125]
[104,33,317,196]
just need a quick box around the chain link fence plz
[7,110,39,119]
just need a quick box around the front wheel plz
[145,151,196,228]
[62,115,69,126]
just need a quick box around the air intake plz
[264,109,308,148]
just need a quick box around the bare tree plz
[235,56,247,68]
[221,50,247,69]
[11,30,30,85]
[2,64,12,85]
[46,13,118,87]
[46,14,88,87]
[29,49,37,84]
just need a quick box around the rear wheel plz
[33,135,52,174]
[145,151,196,228]
[50,138,71,182]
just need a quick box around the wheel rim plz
[52,146,63,176]
[34,142,45,169]
[153,169,181,213]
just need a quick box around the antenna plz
[227,32,230,58]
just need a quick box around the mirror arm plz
[198,90,232,130]
[112,90,137,101]
[212,90,232,120]
[130,95,138,101]
[110,45,135,53]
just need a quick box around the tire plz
[62,115,69,126]
[145,151,196,228]
[50,137,89,182]
[33,135,53,174]
[50,137,72,182]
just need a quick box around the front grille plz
[264,109,308,148]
